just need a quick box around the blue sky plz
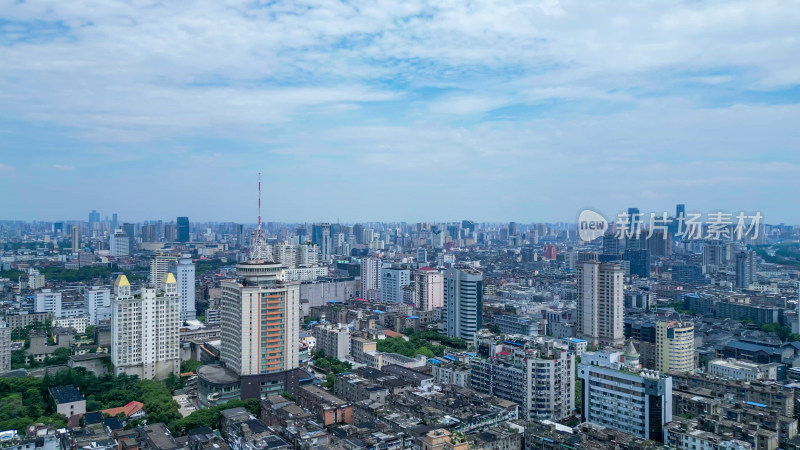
[1,0,799,223]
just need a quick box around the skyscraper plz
[312,223,331,261]
[676,204,685,220]
[577,262,624,348]
[111,274,181,380]
[176,216,190,242]
[71,226,80,253]
[444,267,483,341]
[360,257,382,301]
[735,250,755,289]
[149,252,178,288]
[220,259,299,376]
[172,255,196,321]
[0,321,10,373]
[88,210,100,228]
[702,241,724,274]
[624,249,650,278]
[414,267,444,311]
[111,213,118,232]
[627,207,640,234]
[655,321,695,374]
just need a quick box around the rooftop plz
[50,385,84,404]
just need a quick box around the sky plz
[1,0,799,224]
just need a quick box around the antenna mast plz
[249,172,272,261]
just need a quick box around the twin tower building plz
[110,255,299,381]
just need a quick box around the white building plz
[111,274,181,380]
[578,348,673,443]
[360,257,382,301]
[414,267,443,311]
[35,289,62,317]
[297,243,319,267]
[172,255,196,321]
[109,229,130,257]
[431,363,470,387]
[311,323,351,360]
[381,266,410,304]
[656,320,695,374]
[283,266,329,282]
[84,286,111,325]
[220,260,299,377]
[708,359,779,381]
[576,262,624,348]
[444,267,483,341]
[53,316,90,334]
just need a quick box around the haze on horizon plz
[1,1,799,224]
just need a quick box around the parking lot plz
[173,394,196,417]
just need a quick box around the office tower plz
[111,213,118,232]
[414,267,444,311]
[111,274,181,380]
[352,224,365,244]
[312,223,331,261]
[88,210,100,228]
[702,241,725,274]
[109,229,130,257]
[71,226,80,253]
[628,208,642,234]
[360,257,382,301]
[53,222,64,235]
[602,233,619,257]
[141,224,158,243]
[149,253,178,287]
[578,350,672,442]
[576,262,624,348]
[624,249,650,278]
[676,204,685,220]
[35,289,62,317]
[173,255,196,321]
[122,223,136,244]
[656,321,695,374]
[84,286,111,325]
[471,342,574,421]
[177,216,190,243]
[735,251,755,289]
[380,265,411,304]
[444,267,483,341]
[0,322,10,373]
[220,259,299,376]
[508,222,517,236]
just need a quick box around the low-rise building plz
[296,385,353,426]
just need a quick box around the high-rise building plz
[676,204,686,220]
[71,226,80,253]
[735,251,755,289]
[578,349,672,442]
[444,267,483,341]
[220,260,299,376]
[84,286,111,325]
[702,241,725,274]
[656,321,695,374]
[312,223,331,262]
[360,257,382,301]
[172,255,196,321]
[508,222,518,236]
[0,321,10,373]
[380,265,411,304]
[164,223,177,242]
[109,229,130,257]
[111,213,118,232]
[111,274,181,380]
[648,230,672,257]
[471,341,575,421]
[176,216,190,243]
[414,267,443,311]
[88,210,100,228]
[624,249,650,278]
[150,253,178,288]
[602,233,619,257]
[627,207,641,234]
[577,262,624,348]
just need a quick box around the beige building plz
[111,274,181,380]
[415,267,444,311]
[220,260,299,376]
[577,262,624,348]
[656,320,695,374]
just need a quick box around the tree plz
[180,360,203,374]
[323,373,335,390]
